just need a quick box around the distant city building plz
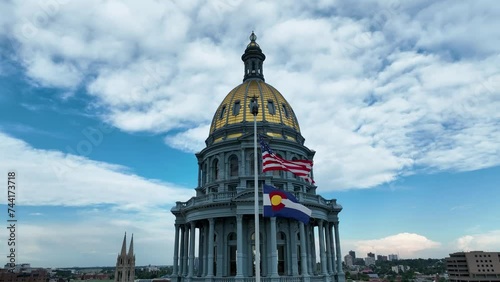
[365,257,376,266]
[388,254,399,261]
[377,255,388,261]
[344,255,353,268]
[2,263,32,274]
[367,252,375,258]
[446,251,500,282]
[0,267,47,282]
[115,233,135,282]
[349,250,356,259]
[354,258,365,266]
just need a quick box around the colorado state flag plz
[263,184,312,224]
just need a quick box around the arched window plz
[233,101,241,115]
[229,155,239,177]
[212,159,219,181]
[282,104,289,118]
[219,105,226,119]
[267,100,276,115]
[202,163,207,186]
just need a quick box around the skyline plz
[0,0,499,268]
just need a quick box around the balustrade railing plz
[175,191,336,210]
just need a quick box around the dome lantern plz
[242,31,266,82]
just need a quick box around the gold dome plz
[209,79,300,134]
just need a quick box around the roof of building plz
[209,33,301,135]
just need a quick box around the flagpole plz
[251,96,261,282]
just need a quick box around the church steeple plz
[120,232,127,256]
[242,31,266,82]
[128,234,134,257]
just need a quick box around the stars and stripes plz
[259,136,315,184]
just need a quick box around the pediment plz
[232,190,256,202]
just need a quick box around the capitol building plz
[171,33,345,282]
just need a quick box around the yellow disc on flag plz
[271,195,282,206]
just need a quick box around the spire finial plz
[250,31,257,42]
[242,31,266,82]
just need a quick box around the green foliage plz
[135,267,171,279]
[373,258,445,276]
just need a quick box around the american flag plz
[259,136,315,184]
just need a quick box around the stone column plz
[206,218,215,279]
[203,224,208,277]
[270,217,278,277]
[328,223,336,274]
[173,224,180,276]
[334,222,345,282]
[291,221,298,276]
[325,223,332,275]
[188,222,196,277]
[306,224,313,275]
[179,225,185,276]
[183,224,189,276]
[318,220,328,275]
[299,222,309,277]
[310,225,317,275]
[236,215,244,278]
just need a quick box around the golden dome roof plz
[209,79,300,134]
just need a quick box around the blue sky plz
[0,0,499,268]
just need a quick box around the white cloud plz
[352,233,441,258]
[2,0,500,191]
[165,124,210,153]
[16,208,178,268]
[0,132,193,208]
[0,132,195,267]
[455,230,500,252]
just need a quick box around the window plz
[282,104,289,118]
[248,153,261,175]
[267,100,276,115]
[273,154,283,176]
[277,232,286,275]
[219,105,226,119]
[229,155,239,177]
[202,163,207,185]
[294,185,302,192]
[212,159,219,180]
[233,101,241,115]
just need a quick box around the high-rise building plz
[377,255,388,261]
[344,255,353,268]
[446,251,500,282]
[367,252,375,258]
[170,32,345,282]
[349,250,356,259]
[365,256,376,266]
[114,233,135,282]
[388,254,398,261]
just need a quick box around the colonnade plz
[171,216,345,280]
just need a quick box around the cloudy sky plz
[0,0,499,268]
